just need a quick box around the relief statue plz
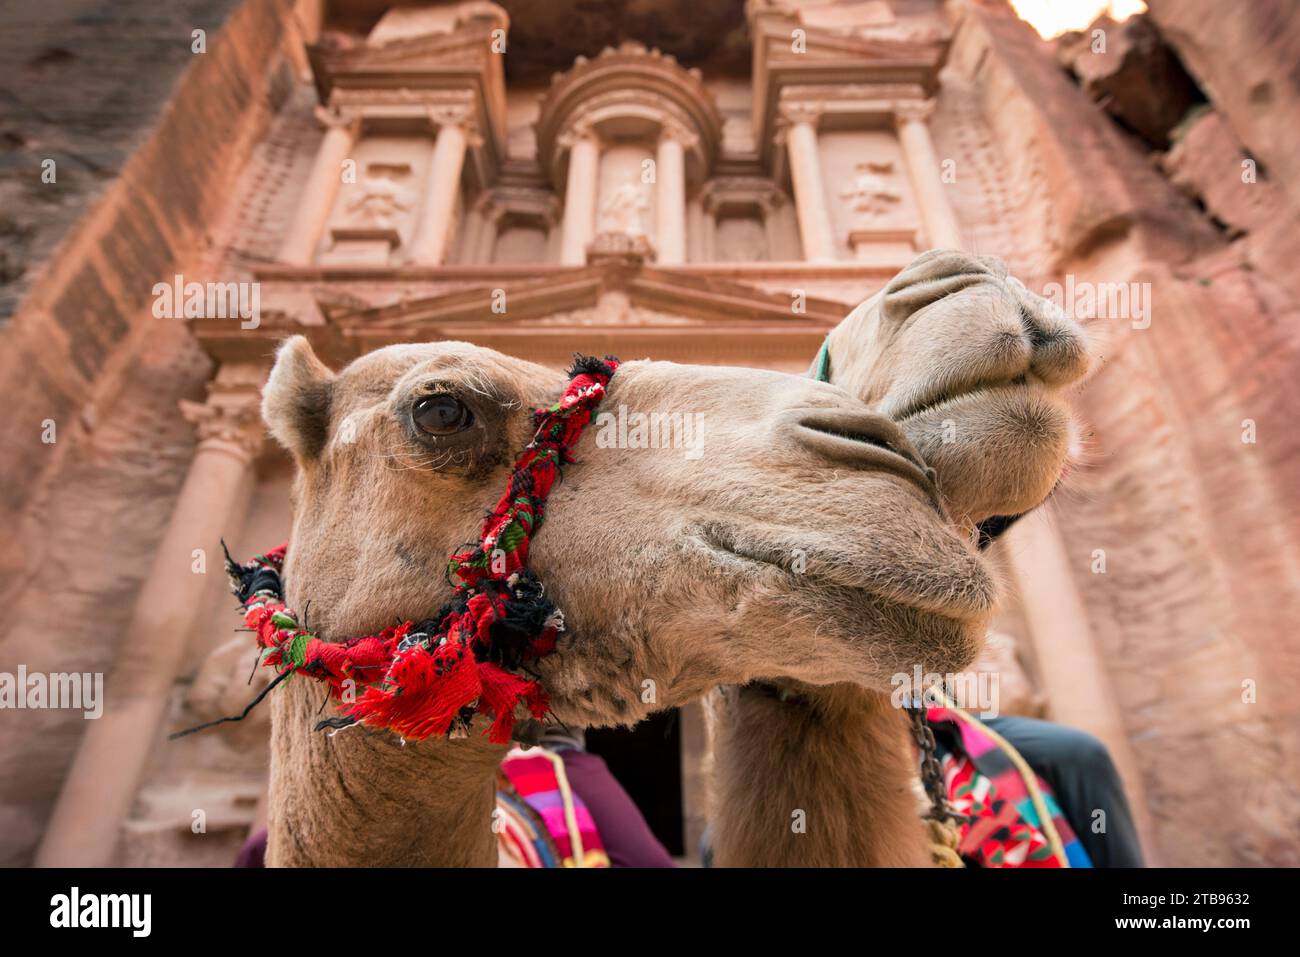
[598,181,649,237]
[841,160,902,219]
[344,172,416,230]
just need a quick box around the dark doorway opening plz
[585,709,684,856]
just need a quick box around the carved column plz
[686,200,706,262]
[696,195,717,262]
[655,122,693,265]
[408,106,476,266]
[559,123,600,266]
[35,364,266,867]
[474,195,500,264]
[895,100,963,250]
[278,109,361,265]
[778,106,837,262]
[458,202,485,266]
[758,188,787,262]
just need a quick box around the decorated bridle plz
[174,355,619,746]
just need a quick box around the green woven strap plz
[812,335,832,382]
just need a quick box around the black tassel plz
[315,715,358,733]
[168,668,291,740]
[566,354,618,380]
[221,538,283,603]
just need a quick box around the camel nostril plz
[1029,328,1090,386]
[808,424,898,453]
[798,412,918,461]
[793,411,943,509]
[1016,297,1091,387]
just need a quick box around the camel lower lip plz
[894,377,1035,424]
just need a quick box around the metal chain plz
[906,705,962,824]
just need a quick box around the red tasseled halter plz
[179,356,619,746]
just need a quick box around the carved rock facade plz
[2,0,1298,868]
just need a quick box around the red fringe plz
[346,643,482,740]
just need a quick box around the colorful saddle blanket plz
[928,707,1091,868]
[496,748,610,868]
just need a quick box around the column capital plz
[658,118,699,150]
[477,187,562,227]
[894,99,936,125]
[700,178,787,217]
[313,105,362,134]
[427,104,483,147]
[775,101,824,137]
[755,186,786,214]
[472,190,503,223]
[557,116,599,151]
[179,363,266,463]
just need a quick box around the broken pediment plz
[754,10,948,75]
[367,2,509,48]
[306,3,509,158]
[751,2,949,151]
[789,1,950,45]
[309,25,499,100]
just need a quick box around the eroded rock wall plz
[0,0,298,865]
[945,0,1300,865]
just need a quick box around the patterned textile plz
[928,707,1091,868]
[495,785,560,869]
[497,748,610,868]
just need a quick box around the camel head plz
[262,335,996,733]
[821,250,1092,527]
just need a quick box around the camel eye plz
[412,394,474,435]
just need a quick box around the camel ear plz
[262,336,335,461]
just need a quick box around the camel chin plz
[780,590,989,693]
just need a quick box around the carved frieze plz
[587,231,656,265]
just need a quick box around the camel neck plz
[709,681,931,867]
[266,680,503,867]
